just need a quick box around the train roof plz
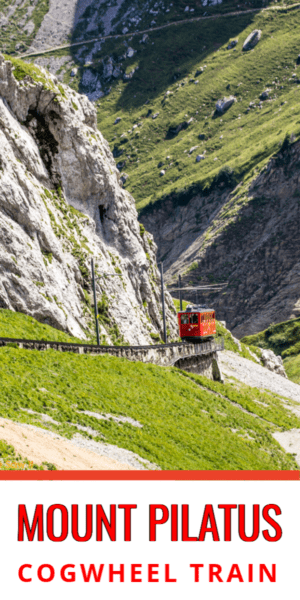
[178,305,215,313]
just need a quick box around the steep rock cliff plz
[0,55,177,344]
[141,140,300,338]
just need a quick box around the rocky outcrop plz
[140,139,300,339]
[0,55,177,344]
[261,349,287,378]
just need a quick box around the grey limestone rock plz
[261,349,287,378]
[127,47,135,58]
[0,54,178,345]
[260,89,270,100]
[227,39,238,50]
[215,96,236,114]
[243,29,262,51]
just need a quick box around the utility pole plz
[160,262,167,344]
[178,274,182,311]
[91,258,100,346]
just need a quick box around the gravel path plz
[22,2,300,58]
[218,350,300,403]
[0,417,157,470]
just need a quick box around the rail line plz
[0,336,224,355]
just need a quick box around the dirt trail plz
[20,2,300,58]
[0,418,137,470]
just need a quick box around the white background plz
[0,480,297,599]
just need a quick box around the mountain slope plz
[242,317,300,383]
[145,136,300,337]
[0,54,177,344]
[1,342,299,470]
[2,3,300,338]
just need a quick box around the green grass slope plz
[0,344,299,470]
[242,317,300,384]
[0,307,298,469]
[241,317,300,358]
[64,5,300,213]
[284,355,300,384]
[0,309,83,343]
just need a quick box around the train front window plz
[190,314,198,324]
[181,314,189,324]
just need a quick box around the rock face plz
[140,139,300,339]
[260,349,287,378]
[0,55,178,345]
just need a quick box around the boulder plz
[120,173,128,185]
[227,39,238,50]
[70,68,78,77]
[260,89,270,100]
[127,47,135,58]
[160,170,165,176]
[152,112,159,119]
[141,34,149,43]
[196,154,205,162]
[114,117,121,124]
[166,120,191,138]
[215,96,236,114]
[195,67,204,76]
[189,146,198,154]
[117,160,126,170]
[243,29,262,51]
[261,349,287,378]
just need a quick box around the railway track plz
[0,336,224,378]
[0,336,224,352]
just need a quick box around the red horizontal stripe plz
[0,470,298,481]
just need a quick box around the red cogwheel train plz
[178,304,216,342]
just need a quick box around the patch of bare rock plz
[218,350,300,403]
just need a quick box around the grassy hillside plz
[284,355,300,384]
[0,307,298,469]
[0,344,299,470]
[242,317,300,384]
[0,309,84,343]
[54,5,300,213]
[242,317,300,358]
